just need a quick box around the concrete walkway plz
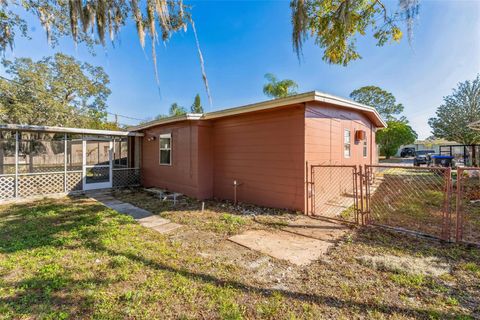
[88,192,182,234]
[229,217,351,266]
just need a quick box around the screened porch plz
[0,125,143,200]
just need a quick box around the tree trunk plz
[472,144,477,167]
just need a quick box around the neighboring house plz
[131,91,386,212]
[0,91,386,213]
[397,139,458,157]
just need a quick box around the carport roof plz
[129,91,387,131]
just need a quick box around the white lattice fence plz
[0,175,15,199]
[66,171,83,191]
[18,173,65,197]
[113,168,140,187]
[0,168,141,200]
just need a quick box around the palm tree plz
[169,103,187,116]
[262,73,298,99]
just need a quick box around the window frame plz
[343,129,351,158]
[159,133,172,166]
[363,138,368,158]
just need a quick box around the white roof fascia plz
[129,113,203,131]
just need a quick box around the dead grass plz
[0,189,478,319]
[357,254,450,277]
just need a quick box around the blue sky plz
[3,0,480,138]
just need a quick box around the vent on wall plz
[355,130,366,141]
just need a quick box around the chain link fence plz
[310,165,359,223]
[455,167,480,245]
[364,165,451,240]
[308,164,475,243]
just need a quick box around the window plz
[363,138,368,157]
[159,133,171,165]
[344,129,351,158]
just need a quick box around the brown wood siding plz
[305,102,376,166]
[196,121,214,199]
[212,105,305,211]
[304,102,378,215]
[141,121,200,197]
[139,101,381,214]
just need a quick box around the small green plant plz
[462,262,480,276]
[390,273,426,289]
[209,213,247,234]
[256,292,284,318]
[340,206,354,220]
[110,255,129,268]
[444,296,459,306]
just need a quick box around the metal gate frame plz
[363,164,452,241]
[308,164,361,224]
[307,163,479,245]
[455,167,480,245]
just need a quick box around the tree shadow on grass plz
[0,197,476,319]
[81,234,472,319]
[0,275,115,318]
[0,198,133,318]
[0,198,131,254]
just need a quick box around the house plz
[131,91,386,212]
[0,91,385,212]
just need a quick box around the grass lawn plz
[0,190,479,319]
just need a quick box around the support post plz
[358,165,364,225]
[442,167,452,241]
[64,133,67,193]
[456,168,463,242]
[14,130,18,198]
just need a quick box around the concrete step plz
[151,222,182,234]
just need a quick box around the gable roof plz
[130,91,387,131]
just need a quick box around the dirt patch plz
[357,254,450,277]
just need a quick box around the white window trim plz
[159,133,172,166]
[344,129,351,158]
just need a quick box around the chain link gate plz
[309,165,361,224]
[308,164,458,242]
[455,167,480,245]
[364,165,452,240]
[308,163,480,244]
